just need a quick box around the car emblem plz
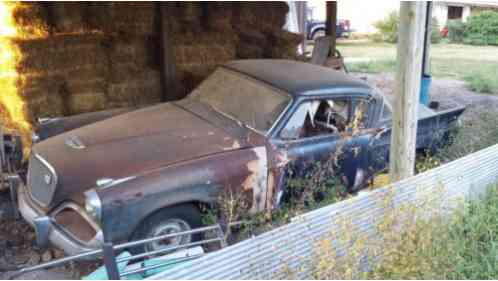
[44,174,52,185]
[65,135,86,150]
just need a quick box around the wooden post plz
[422,2,433,75]
[325,1,337,56]
[157,3,178,102]
[389,2,427,182]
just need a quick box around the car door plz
[265,96,374,209]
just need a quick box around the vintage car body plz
[16,60,465,255]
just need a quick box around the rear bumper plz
[17,183,103,256]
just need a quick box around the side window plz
[380,99,392,121]
[280,98,352,140]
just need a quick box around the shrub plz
[373,11,398,43]
[463,10,498,45]
[373,12,441,44]
[430,17,442,43]
[447,19,467,43]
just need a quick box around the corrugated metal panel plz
[149,144,498,280]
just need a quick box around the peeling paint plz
[241,146,268,212]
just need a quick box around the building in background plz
[433,1,498,25]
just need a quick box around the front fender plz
[97,147,267,242]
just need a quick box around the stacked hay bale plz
[7,2,300,123]
[12,2,162,120]
[232,2,302,60]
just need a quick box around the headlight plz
[84,189,102,223]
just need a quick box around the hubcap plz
[146,219,191,252]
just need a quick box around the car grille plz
[28,154,57,206]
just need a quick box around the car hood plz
[31,103,256,208]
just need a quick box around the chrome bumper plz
[17,183,103,256]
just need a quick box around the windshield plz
[189,68,291,134]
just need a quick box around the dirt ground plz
[0,192,100,279]
[1,73,497,279]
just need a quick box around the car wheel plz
[312,29,326,41]
[131,204,202,254]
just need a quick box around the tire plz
[312,29,326,41]
[130,204,202,254]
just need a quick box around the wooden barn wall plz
[11,2,301,121]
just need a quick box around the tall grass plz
[310,185,498,279]
[368,186,498,279]
[437,109,498,162]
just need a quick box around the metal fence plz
[150,144,498,280]
[9,224,227,280]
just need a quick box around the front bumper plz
[17,183,103,256]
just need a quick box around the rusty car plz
[11,60,465,256]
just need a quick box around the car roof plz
[223,59,371,97]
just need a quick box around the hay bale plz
[111,3,156,36]
[15,34,107,74]
[12,2,50,37]
[180,2,202,33]
[85,2,114,33]
[237,43,265,59]
[25,93,66,120]
[103,35,158,70]
[174,42,236,66]
[67,92,107,115]
[45,2,88,33]
[233,2,289,33]
[265,30,301,59]
[107,70,161,105]
[18,74,64,99]
[236,28,267,46]
[108,63,142,83]
[65,78,106,96]
[205,2,234,32]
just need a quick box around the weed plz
[368,186,498,279]
[415,150,441,174]
[308,184,498,280]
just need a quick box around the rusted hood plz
[32,103,253,207]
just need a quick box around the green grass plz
[462,67,498,94]
[337,40,498,94]
[347,59,396,74]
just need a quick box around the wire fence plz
[150,143,498,280]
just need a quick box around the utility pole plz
[389,2,427,182]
